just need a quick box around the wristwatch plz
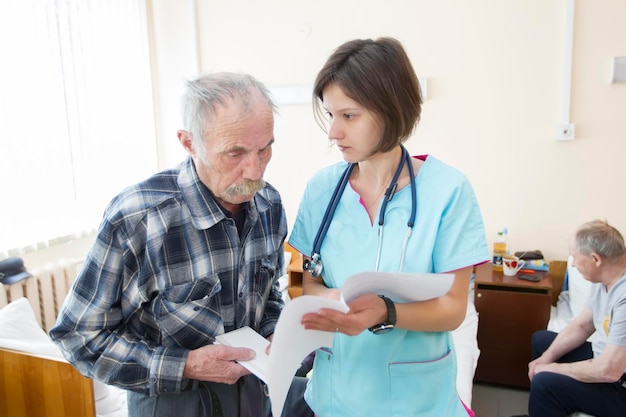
[368,295,396,334]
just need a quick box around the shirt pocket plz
[256,257,277,296]
[389,349,461,416]
[306,348,334,411]
[240,257,278,328]
[156,274,222,348]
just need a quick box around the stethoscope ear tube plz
[304,164,355,277]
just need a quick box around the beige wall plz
[148,0,626,262]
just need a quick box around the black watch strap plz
[368,295,396,334]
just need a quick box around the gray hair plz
[575,219,626,260]
[181,72,276,155]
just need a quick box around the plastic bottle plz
[492,229,507,272]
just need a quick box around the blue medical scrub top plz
[289,155,489,417]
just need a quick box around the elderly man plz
[50,73,308,417]
[522,220,626,417]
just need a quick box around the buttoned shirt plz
[50,157,287,396]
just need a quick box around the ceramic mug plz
[503,256,525,276]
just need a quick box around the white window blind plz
[0,0,157,255]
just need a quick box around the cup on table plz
[502,256,525,276]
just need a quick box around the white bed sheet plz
[451,282,480,408]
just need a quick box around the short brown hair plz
[313,37,423,153]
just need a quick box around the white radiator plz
[0,258,83,332]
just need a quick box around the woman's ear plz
[177,130,195,155]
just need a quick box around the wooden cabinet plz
[473,263,553,389]
[285,243,304,299]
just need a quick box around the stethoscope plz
[303,145,417,277]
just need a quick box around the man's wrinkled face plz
[180,94,275,209]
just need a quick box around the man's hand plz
[183,344,255,385]
[528,356,552,381]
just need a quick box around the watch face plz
[370,324,395,334]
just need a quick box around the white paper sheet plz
[218,271,454,417]
[214,327,270,383]
[266,296,348,417]
[340,271,455,303]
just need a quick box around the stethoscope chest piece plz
[302,253,323,277]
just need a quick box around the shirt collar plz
[177,157,264,230]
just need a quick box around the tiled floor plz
[472,382,529,417]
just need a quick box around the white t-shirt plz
[588,273,626,366]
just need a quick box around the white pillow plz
[0,297,65,359]
[566,255,593,317]
[283,251,292,274]
[0,298,127,417]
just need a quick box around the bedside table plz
[285,244,304,299]
[473,262,553,389]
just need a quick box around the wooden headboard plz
[1,258,97,417]
[0,348,95,417]
[548,260,568,306]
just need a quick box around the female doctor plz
[288,37,489,417]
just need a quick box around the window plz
[0,0,157,255]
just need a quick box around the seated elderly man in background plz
[520,219,626,417]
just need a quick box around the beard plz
[224,179,266,198]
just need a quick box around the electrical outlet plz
[557,123,575,141]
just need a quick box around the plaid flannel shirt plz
[50,157,287,395]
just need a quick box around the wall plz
[148,0,626,262]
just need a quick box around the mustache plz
[225,179,266,197]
